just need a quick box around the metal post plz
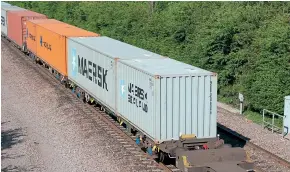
[239,93,244,115]
[262,110,265,128]
[272,113,275,133]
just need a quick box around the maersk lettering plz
[78,56,108,91]
[88,61,92,81]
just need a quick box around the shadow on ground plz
[1,165,38,172]
[1,153,24,160]
[1,127,24,151]
[1,123,38,172]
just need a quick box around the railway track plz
[2,37,180,172]
[218,124,290,172]
[245,142,290,172]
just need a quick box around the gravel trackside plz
[217,103,290,171]
[1,41,154,172]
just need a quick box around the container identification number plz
[128,83,148,113]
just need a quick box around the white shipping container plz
[284,96,290,135]
[1,2,12,6]
[117,58,217,142]
[67,36,164,112]
[1,6,26,36]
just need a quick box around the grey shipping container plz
[1,2,11,6]
[117,58,217,142]
[284,96,290,135]
[1,6,26,36]
[67,36,165,112]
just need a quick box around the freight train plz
[1,2,256,172]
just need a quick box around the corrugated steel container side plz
[117,58,217,142]
[26,19,62,55]
[7,10,47,47]
[34,23,67,76]
[284,96,290,135]
[1,6,26,36]
[117,61,157,139]
[33,22,99,76]
[67,37,116,111]
[67,36,164,113]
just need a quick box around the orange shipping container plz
[26,19,99,77]
[26,19,63,55]
[7,10,47,48]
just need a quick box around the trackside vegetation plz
[10,2,290,123]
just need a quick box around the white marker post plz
[239,93,244,115]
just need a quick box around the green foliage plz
[9,1,290,115]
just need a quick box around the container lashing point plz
[152,140,160,153]
[152,145,160,153]
[117,117,123,125]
